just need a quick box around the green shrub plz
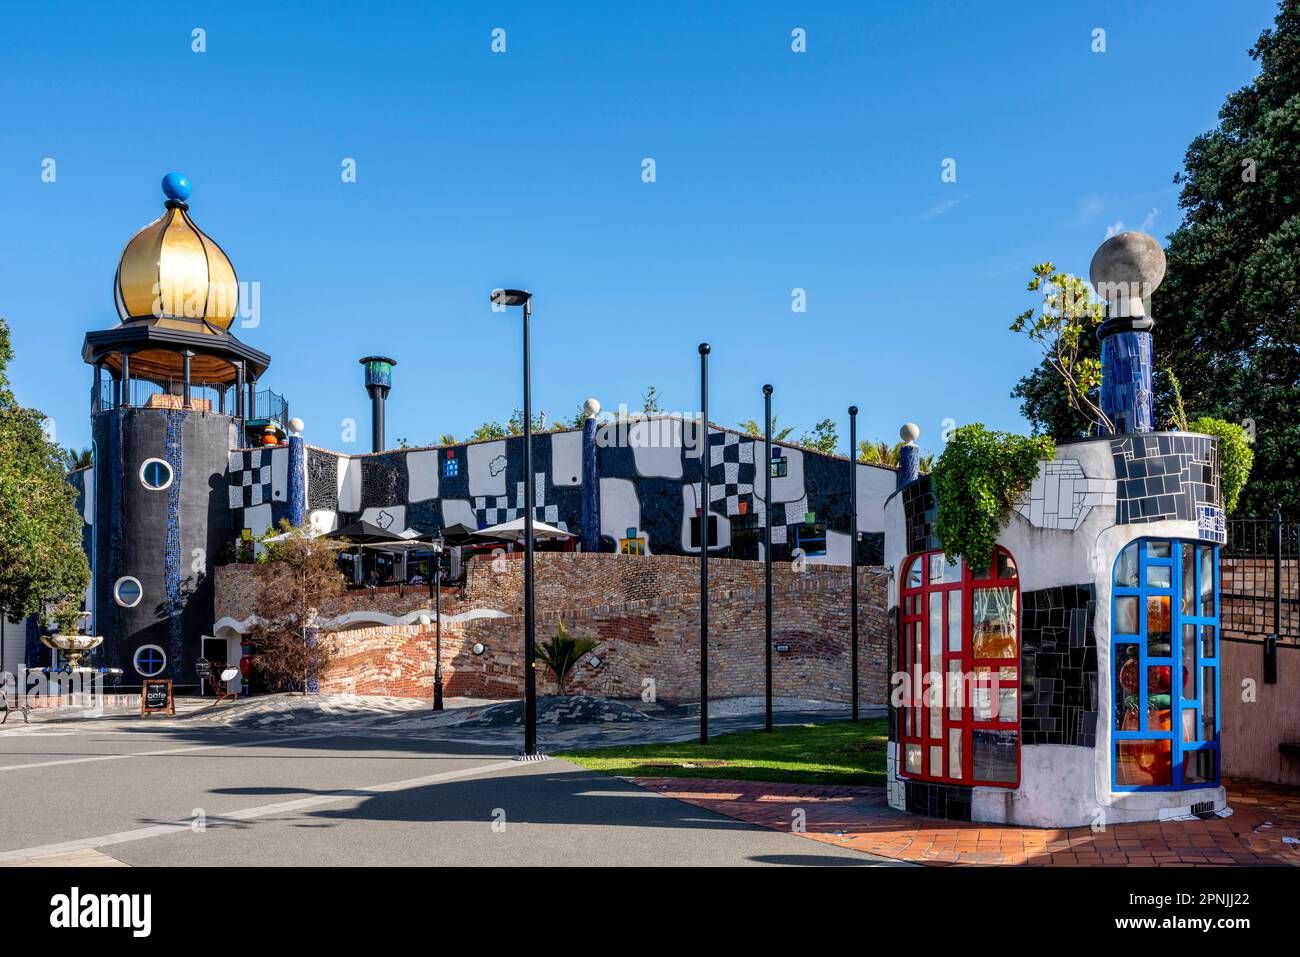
[932,425,1055,567]
[1188,417,1254,514]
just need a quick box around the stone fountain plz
[38,632,106,671]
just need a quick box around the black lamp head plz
[849,405,858,416]
[491,288,532,308]
[698,342,711,355]
[763,384,773,396]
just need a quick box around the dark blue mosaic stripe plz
[164,410,185,680]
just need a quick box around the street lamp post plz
[433,532,444,710]
[491,288,539,757]
[849,405,859,722]
[763,384,773,733]
[699,342,710,745]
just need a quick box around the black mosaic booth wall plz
[1020,584,1098,748]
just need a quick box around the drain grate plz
[1191,800,1216,819]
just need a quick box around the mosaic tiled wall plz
[1111,433,1220,528]
[900,474,940,555]
[229,420,896,565]
[1020,584,1098,748]
[904,779,973,821]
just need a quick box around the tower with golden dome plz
[82,174,278,687]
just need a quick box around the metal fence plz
[92,379,287,425]
[1221,512,1297,644]
[249,387,289,424]
[1224,515,1300,559]
[93,377,236,414]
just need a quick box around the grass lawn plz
[558,718,888,787]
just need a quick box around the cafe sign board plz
[140,678,175,716]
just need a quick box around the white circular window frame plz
[133,644,167,678]
[139,457,174,491]
[114,576,143,608]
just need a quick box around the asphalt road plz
[0,722,900,867]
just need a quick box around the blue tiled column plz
[1100,330,1153,435]
[287,433,306,527]
[581,415,601,551]
[897,445,920,488]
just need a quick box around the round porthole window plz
[472,642,485,656]
[139,458,173,491]
[133,644,167,678]
[114,576,143,608]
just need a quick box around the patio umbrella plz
[325,520,407,545]
[472,517,573,543]
[439,522,483,545]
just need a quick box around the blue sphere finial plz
[161,172,191,202]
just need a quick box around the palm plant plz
[535,620,600,696]
[65,446,93,470]
[858,439,934,472]
[738,417,795,441]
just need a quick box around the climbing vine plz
[932,424,1055,568]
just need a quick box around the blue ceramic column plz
[287,418,306,527]
[1099,331,1154,434]
[1089,232,1165,436]
[897,423,921,488]
[580,398,602,551]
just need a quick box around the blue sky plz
[0,0,1278,458]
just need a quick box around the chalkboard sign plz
[140,678,174,716]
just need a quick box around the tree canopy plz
[0,318,90,620]
[1012,0,1300,516]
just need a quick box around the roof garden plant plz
[1009,263,1111,436]
[932,424,1055,569]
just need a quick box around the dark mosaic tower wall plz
[92,408,236,686]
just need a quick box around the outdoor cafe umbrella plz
[472,516,573,543]
[438,522,482,545]
[325,520,407,545]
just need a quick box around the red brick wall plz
[215,553,890,704]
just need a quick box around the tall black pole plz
[763,384,773,733]
[699,342,711,744]
[433,537,444,711]
[523,300,537,755]
[1275,505,1283,640]
[849,405,859,722]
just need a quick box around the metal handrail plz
[91,378,288,425]
[92,377,237,414]
[250,388,289,424]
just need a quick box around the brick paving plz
[632,776,1300,866]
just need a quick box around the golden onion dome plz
[114,173,238,331]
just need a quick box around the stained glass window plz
[897,546,1020,787]
[1112,539,1219,790]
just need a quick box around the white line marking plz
[0,732,338,772]
[0,758,522,864]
